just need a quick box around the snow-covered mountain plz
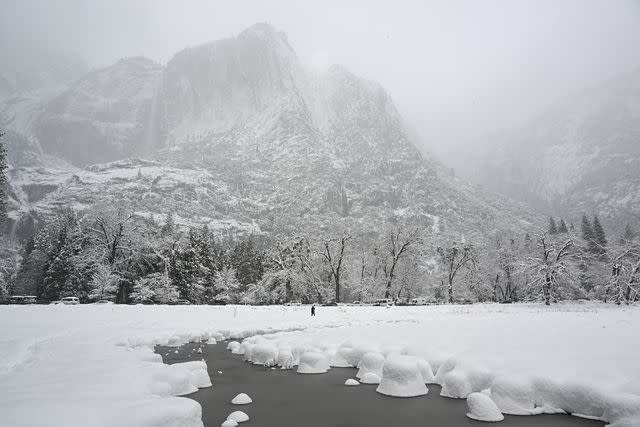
[462,69,640,224]
[3,23,537,241]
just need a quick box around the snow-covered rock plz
[297,352,330,374]
[466,392,505,422]
[376,355,428,397]
[344,379,360,386]
[227,411,250,423]
[231,393,253,405]
[221,420,238,427]
[227,341,241,353]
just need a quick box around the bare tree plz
[525,234,574,305]
[320,234,351,303]
[605,243,640,304]
[437,242,476,303]
[382,227,422,299]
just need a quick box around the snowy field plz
[0,303,639,427]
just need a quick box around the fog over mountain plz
[2,0,640,160]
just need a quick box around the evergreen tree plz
[623,224,635,243]
[581,215,597,253]
[0,131,7,226]
[558,219,569,234]
[160,213,175,237]
[592,215,607,252]
[548,217,558,234]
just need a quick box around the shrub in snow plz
[360,372,382,384]
[466,392,504,422]
[231,393,253,405]
[345,379,360,386]
[250,343,278,366]
[227,341,241,352]
[297,352,330,374]
[277,348,295,369]
[221,420,238,427]
[227,411,249,423]
[356,352,385,379]
[376,355,428,397]
[491,376,538,415]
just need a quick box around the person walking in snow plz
[311,305,316,316]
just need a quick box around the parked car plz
[285,301,302,306]
[94,300,114,305]
[61,296,80,305]
[322,301,338,307]
[208,299,227,306]
[373,298,394,306]
[409,297,428,306]
[9,295,38,304]
[175,299,191,305]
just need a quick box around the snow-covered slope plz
[3,23,537,242]
[464,69,640,223]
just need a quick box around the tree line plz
[1,203,637,306]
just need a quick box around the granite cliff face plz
[3,24,536,242]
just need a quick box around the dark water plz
[156,342,605,427]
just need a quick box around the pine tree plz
[0,131,8,226]
[592,215,607,253]
[558,219,569,234]
[160,213,175,237]
[548,217,558,234]
[581,215,597,253]
[623,224,635,243]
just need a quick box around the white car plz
[61,297,80,305]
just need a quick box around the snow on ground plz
[0,303,639,426]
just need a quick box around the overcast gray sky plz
[2,0,640,160]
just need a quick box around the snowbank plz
[1,303,639,426]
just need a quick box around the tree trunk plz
[543,274,551,305]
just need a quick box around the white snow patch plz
[231,393,253,405]
[466,392,505,422]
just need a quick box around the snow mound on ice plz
[330,346,354,367]
[222,420,238,427]
[376,355,428,397]
[231,393,253,405]
[227,410,249,423]
[356,352,384,379]
[297,352,330,374]
[466,392,504,422]
[150,360,211,396]
[240,342,255,360]
[250,343,278,366]
[277,348,295,369]
[440,363,492,398]
[227,341,241,353]
[345,379,360,386]
[346,343,378,367]
[491,376,539,415]
[360,372,382,384]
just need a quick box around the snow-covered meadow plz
[0,303,638,426]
